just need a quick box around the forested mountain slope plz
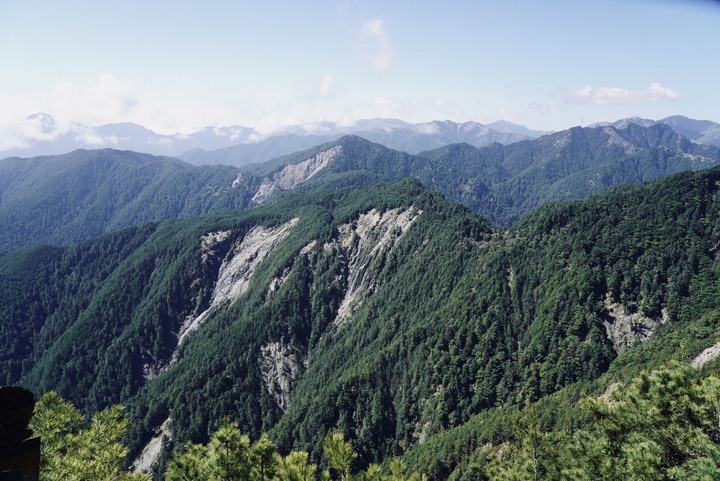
[412,122,720,225]
[2,123,718,253]
[244,123,720,226]
[0,149,259,251]
[402,167,720,479]
[4,164,720,478]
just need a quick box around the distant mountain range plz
[6,114,719,169]
[2,123,719,252]
[2,115,549,162]
[179,119,550,167]
[592,115,720,147]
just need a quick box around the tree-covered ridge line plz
[2,122,719,252]
[0,148,259,251]
[258,122,720,227]
[5,164,720,478]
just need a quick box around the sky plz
[1,0,719,146]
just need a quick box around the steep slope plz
[400,167,720,479]
[6,165,720,478]
[265,124,720,226]
[1,179,491,467]
[415,123,720,225]
[0,149,260,251]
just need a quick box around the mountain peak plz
[596,116,720,148]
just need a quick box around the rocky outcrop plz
[603,295,667,354]
[603,126,639,153]
[252,146,342,204]
[131,418,172,473]
[200,230,232,264]
[330,207,422,326]
[211,219,298,306]
[178,218,299,344]
[0,386,39,481]
[691,343,720,369]
[258,341,303,411]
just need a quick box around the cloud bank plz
[566,82,680,104]
[50,74,138,125]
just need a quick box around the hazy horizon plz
[2,0,719,148]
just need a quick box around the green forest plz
[31,362,720,480]
[1,123,718,251]
[3,133,720,479]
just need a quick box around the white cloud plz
[0,74,141,151]
[72,125,120,146]
[565,82,680,104]
[0,111,63,151]
[319,74,335,97]
[359,18,394,72]
[372,96,461,119]
[494,107,523,123]
[648,82,680,100]
[50,74,138,125]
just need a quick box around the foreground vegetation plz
[484,363,720,480]
[31,391,427,481]
[32,362,720,480]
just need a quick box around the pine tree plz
[323,432,357,481]
[29,391,150,481]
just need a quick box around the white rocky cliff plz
[177,218,299,345]
[329,207,422,327]
[258,341,304,411]
[252,146,342,204]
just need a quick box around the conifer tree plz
[29,391,150,481]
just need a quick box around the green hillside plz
[4,164,720,479]
[2,123,718,254]
[0,149,258,251]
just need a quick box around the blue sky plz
[1,0,718,144]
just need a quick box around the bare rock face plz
[603,295,667,354]
[329,207,422,327]
[0,386,39,481]
[252,146,342,204]
[131,418,172,473]
[691,343,720,369]
[258,341,303,411]
[178,218,299,345]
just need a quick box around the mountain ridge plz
[2,123,720,251]
[2,116,548,162]
[592,114,720,147]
